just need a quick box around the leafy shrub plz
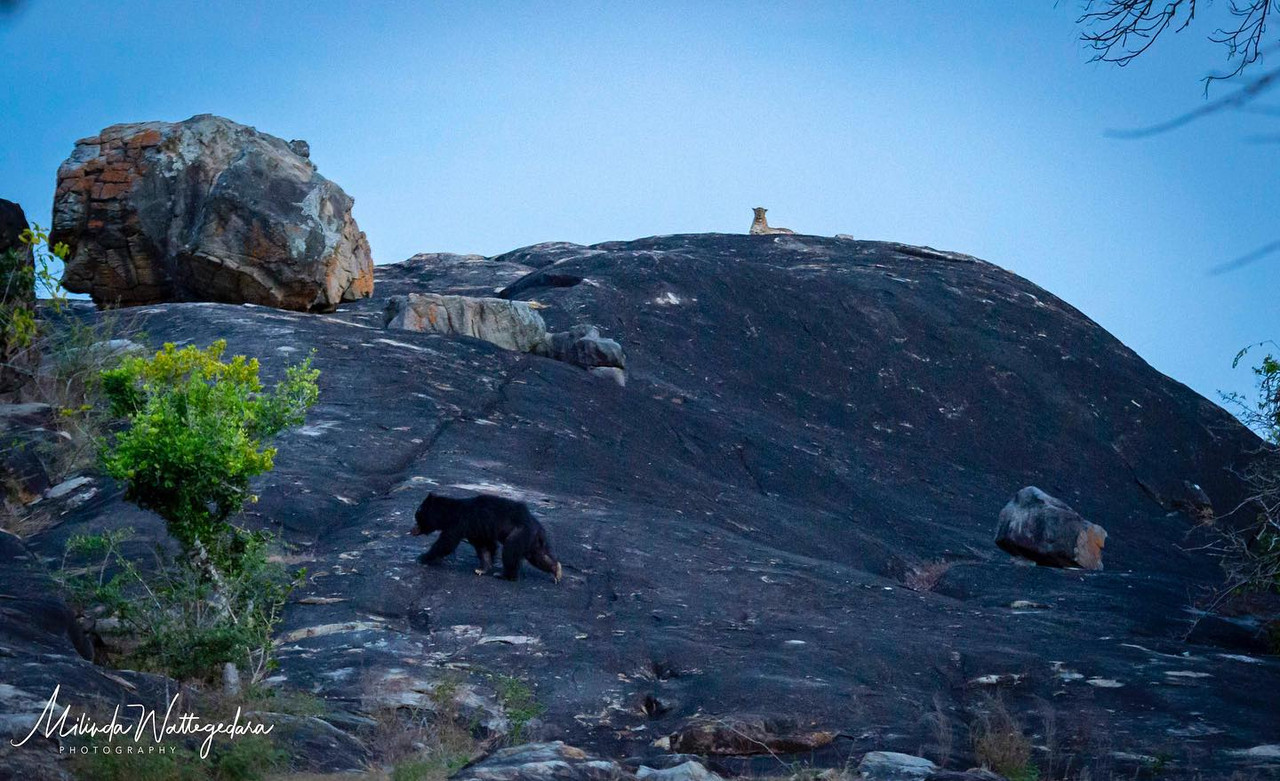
[60,341,319,682]
[1213,344,1280,603]
[100,339,318,562]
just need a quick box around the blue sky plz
[1,1,1275,406]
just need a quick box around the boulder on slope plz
[51,114,373,312]
[995,486,1107,570]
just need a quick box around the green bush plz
[60,341,319,682]
[100,339,318,562]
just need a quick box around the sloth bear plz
[411,492,562,582]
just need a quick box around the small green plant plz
[491,673,545,743]
[1200,343,1280,630]
[1,223,67,352]
[392,752,474,781]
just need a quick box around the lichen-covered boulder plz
[995,486,1107,570]
[857,752,938,781]
[384,292,626,373]
[51,114,373,312]
[383,292,549,352]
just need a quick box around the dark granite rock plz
[0,403,59,504]
[454,741,634,781]
[533,325,626,370]
[4,234,1276,779]
[995,486,1107,569]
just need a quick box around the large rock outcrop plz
[50,114,373,312]
[6,234,1278,778]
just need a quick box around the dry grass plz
[920,694,955,767]
[971,697,1037,781]
[903,558,953,593]
[0,306,145,538]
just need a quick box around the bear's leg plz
[528,549,562,583]
[420,529,463,565]
[475,545,495,576]
[500,525,537,581]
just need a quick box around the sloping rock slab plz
[20,235,1280,779]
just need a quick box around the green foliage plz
[58,342,319,681]
[490,674,545,743]
[100,340,318,559]
[59,527,303,683]
[1,223,68,352]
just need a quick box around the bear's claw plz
[553,562,563,583]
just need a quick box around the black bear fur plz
[411,492,562,582]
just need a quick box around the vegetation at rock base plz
[59,341,318,683]
[364,670,482,781]
[490,673,545,744]
[68,734,286,781]
[1209,344,1280,646]
[971,698,1039,781]
[1,223,67,352]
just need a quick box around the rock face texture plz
[50,114,373,312]
[5,234,1278,778]
[995,486,1108,570]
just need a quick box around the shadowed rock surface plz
[5,233,1279,778]
[50,114,373,312]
